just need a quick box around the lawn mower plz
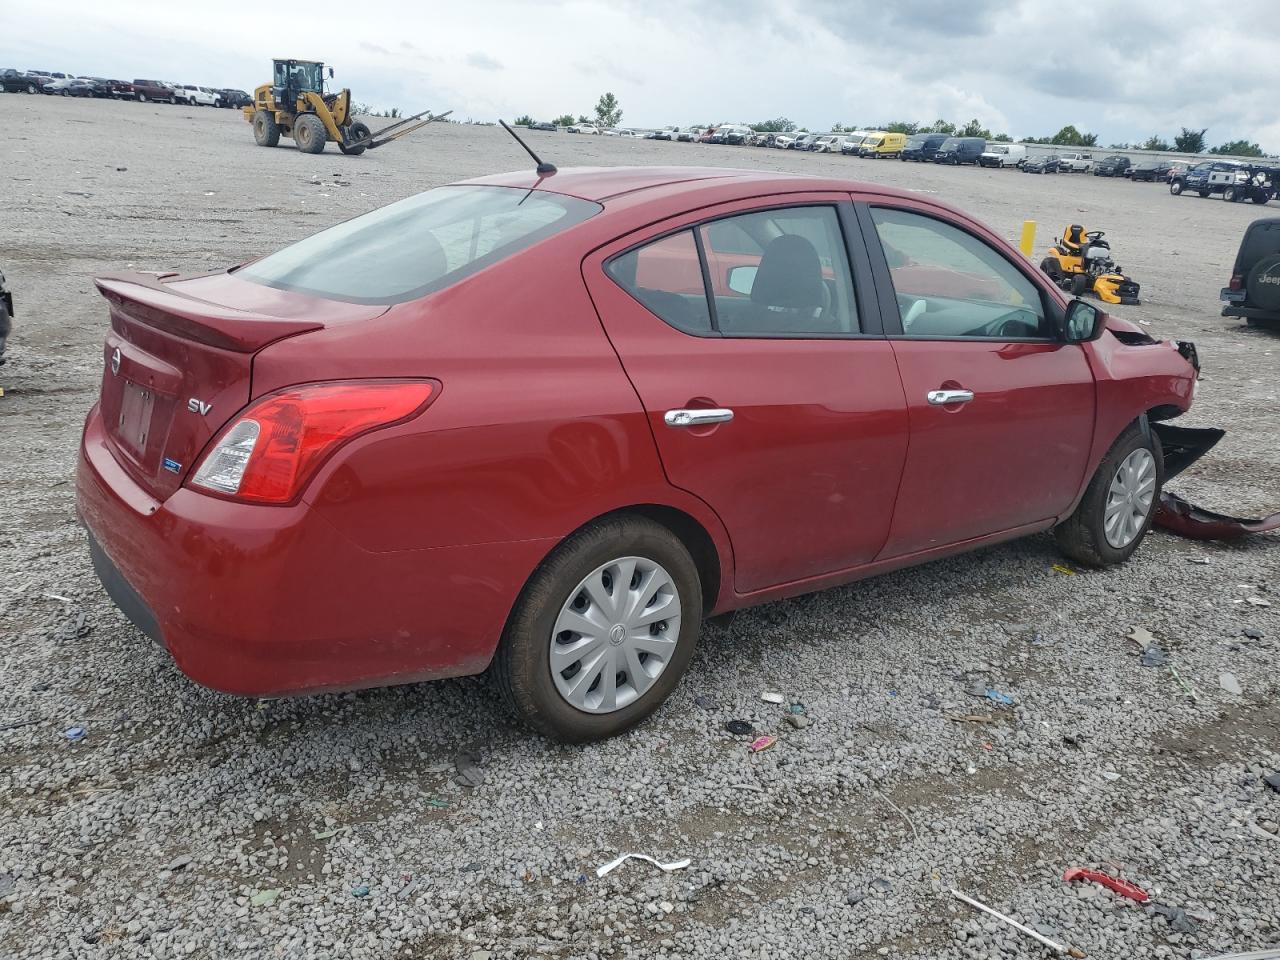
[1039,225,1141,305]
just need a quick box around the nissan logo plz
[110,347,121,376]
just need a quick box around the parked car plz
[1093,156,1131,177]
[675,128,697,142]
[1170,160,1241,197]
[933,137,986,165]
[651,127,677,140]
[900,133,947,162]
[566,123,597,134]
[1221,217,1280,327]
[219,89,252,108]
[132,79,175,103]
[77,165,1202,742]
[174,85,220,106]
[1220,164,1279,205]
[1129,161,1168,182]
[43,77,94,97]
[859,132,908,158]
[849,131,883,156]
[772,133,796,149]
[696,127,718,143]
[718,125,751,145]
[32,70,68,79]
[0,266,11,366]
[1057,153,1094,173]
[0,69,46,94]
[1022,156,1061,174]
[811,135,841,153]
[792,133,824,151]
[978,143,1026,168]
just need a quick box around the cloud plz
[465,51,503,71]
[0,0,1276,151]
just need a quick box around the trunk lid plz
[94,271,385,501]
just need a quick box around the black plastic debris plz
[1140,647,1169,668]
[724,720,753,736]
[1264,772,1280,794]
[1148,903,1199,934]
[1243,628,1264,640]
[454,750,485,789]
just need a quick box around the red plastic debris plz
[1155,491,1280,541]
[1062,867,1149,903]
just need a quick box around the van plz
[933,137,986,165]
[859,132,907,158]
[901,133,947,162]
[978,143,1026,168]
[841,130,873,155]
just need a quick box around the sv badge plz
[187,398,212,416]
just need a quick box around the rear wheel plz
[1254,192,1273,205]
[493,515,703,743]
[294,113,326,153]
[1224,186,1237,202]
[252,109,280,147]
[1198,189,1210,198]
[1070,274,1088,296]
[26,82,37,94]
[1055,422,1162,567]
[1170,180,1183,195]
[1039,257,1063,284]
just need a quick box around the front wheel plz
[493,515,703,743]
[1170,180,1183,195]
[338,120,371,155]
[1055,423,1162,567]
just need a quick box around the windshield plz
[239,185,601,304]
[275,60,324,93]
[940,138,962,151]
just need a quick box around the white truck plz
[175,84,220,107]
[1057,152,1094,173]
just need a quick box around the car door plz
[582,195,909,595]
[854,199,1096,558]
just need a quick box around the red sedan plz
[77,166,1199,741]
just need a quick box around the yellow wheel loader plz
[243,59,448,156]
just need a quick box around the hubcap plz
[550,556,681,714]
[1104,448,1156,548]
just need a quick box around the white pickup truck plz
[175,84,220,107]
[1058,152,1094,173]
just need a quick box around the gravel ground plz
[1,96,1278,960]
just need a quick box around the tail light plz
[1229,274,1244,291]
[189,380,437,504]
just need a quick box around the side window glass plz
[698,206,859,336]
[869,207,1050,339]
[605,230,712,335]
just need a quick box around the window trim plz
[855,201,1065,342]
[601,199,884,340]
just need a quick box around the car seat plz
[1056,224,1086,256]
[735,234,831,332]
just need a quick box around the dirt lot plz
[1,96,1278,960]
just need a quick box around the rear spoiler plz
[95,273,323,353]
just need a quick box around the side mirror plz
[1062,299,1105,342]
[727,265,757,296]
[328,67,335,78]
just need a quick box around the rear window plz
[238,186,600,304]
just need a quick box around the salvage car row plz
[0,69,250,107]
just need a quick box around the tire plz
[60,89,69,97]
[252,109,280,147]
[294,113,326,153]
[338,120,370,156]
[1170,180,1183,195]
[1039,257,1062,284]
[1198,190,1210,198]
[1070,274,1088,296]
[1254,192,1273,205]
[493,515,703,743]
[138,92,147,102]
[1246,254,1280,312]
[1055,422,1163,568]
[26,83,36,94]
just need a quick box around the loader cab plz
[272,59,329,105]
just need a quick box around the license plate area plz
[116,381,157,457]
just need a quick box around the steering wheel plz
[1086,231,1105,241]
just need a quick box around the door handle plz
[664,408,734,427]
[927,389,975,405]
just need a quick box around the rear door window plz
[239,185,600,304]
[605,230,713,335]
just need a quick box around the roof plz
[461,166,816,202]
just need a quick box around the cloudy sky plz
[4,0,1277,151]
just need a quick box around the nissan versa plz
[77,167,1201,742]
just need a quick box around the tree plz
[1210,139,1264,157]
[1141,135,1171,151]
[883,120,919,135]
[992,132,1012,142]
[1174,127,1207,153]
[922,119,955,134]
[553,113,576,127]
[593,92,622,129]
[1048,124,1096,146]
[513,114,533,126]
[956,118,991,138]
[749,117,797,133]
[577,114,591,125]
[1080,132,1098,146]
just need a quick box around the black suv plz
[1221,218,1280,328]
[1093,155,1131,177]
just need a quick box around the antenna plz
[499,119,557,175]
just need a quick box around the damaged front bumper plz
[1151,423,1280,540]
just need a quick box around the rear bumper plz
[76,405,555,697]
[1222,303,1280,322]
